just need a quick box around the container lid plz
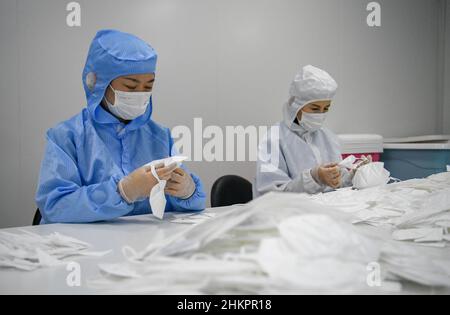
[383,135,450,150]
[384,142,450,150]
[384,135,450,144]
[338,134,384,154]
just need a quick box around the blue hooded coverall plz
[35,30,206,224]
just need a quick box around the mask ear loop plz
[149,164,161,206]
[108,84,116,93]
[148,164,167,220]
[103,85,116,107]
[150,164,161,184]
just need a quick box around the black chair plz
[32,209,42,226]
[211,175,253,208]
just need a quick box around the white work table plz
[0,208,232,295]
[0,205,449,295]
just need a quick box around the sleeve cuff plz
[287,169,325,194]
[111,175,135,207]
[311,167,322,185]
[171,174,206,211]
[303,169,326,193]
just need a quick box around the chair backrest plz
[211,175,253,208]
[32,209,42,226]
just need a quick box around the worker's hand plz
[356,155,373,169]
[165,168,196,199]
[118,162,178,203]
[350,155,373,177]
[318,163,342,189]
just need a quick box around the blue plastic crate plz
[382,143,450,180]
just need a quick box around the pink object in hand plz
[342,153,380,162]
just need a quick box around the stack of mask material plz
[309,172,450,248]
[93,193,400,294]
[380,240,450,287]
[167,212,218,225]
[93,174,450,294]
[0,230,110,271]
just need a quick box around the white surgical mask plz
[105,85,152,120]
[352,162,391,190]
[300,112,328,132]
[149,165,167,220]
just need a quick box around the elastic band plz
[118,179,133,204]
[150,164,161,183]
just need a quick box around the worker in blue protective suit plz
[35,30,206,224]
[254,65,355,197]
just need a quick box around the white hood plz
[283,65,338,131]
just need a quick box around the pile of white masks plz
[92,173,450,293]
[0,230,110,271]
[92,193,400,294]
[310,172,450,248]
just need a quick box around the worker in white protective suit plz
[254,65,354,197]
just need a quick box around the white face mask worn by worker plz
[105,85,152,120]
[300,112,328,132]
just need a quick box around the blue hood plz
[82,29,158,124]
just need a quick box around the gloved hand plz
[165,168,196,199]
[357,155,373,168]
[118,162,178,204]
[350,155,373,177]
[317,163,342,189]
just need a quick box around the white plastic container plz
[338,134,384,162]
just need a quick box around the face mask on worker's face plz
[300,111,328,132]
[105,85,152,121]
